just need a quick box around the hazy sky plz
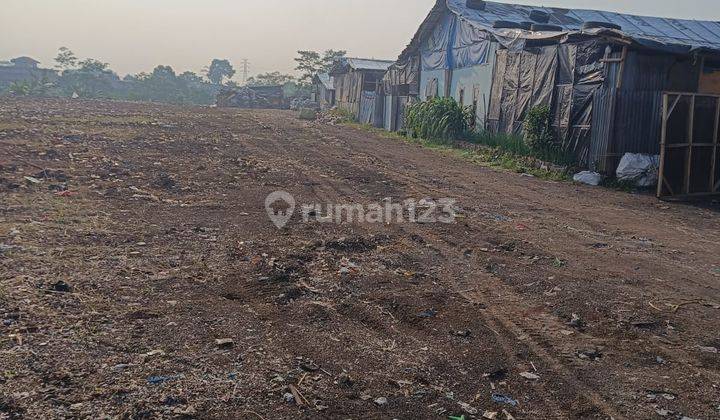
[1,0,719,80]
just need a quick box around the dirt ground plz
[1,98,719,419]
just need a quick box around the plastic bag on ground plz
[616,153,660,187]
[573,171,602,186]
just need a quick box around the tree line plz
[3,47,347,105]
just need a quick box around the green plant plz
[328,107,356,123]
[7,81,31,96]
[523,105,555,153]
[405,97,473,140]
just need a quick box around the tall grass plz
[467,130,575,167]
[404,99,574,168]
[405,97,473,140]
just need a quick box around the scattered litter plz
[23,176,42,185]
[568,313,584,329]
[486,368,507,381]
[502,409,516,420]
[337,372,353,387]
[458,401,478,415]
[147,374,184,385]
[288,384,309,406]
[451,330,471,338]
[646,390,677,401]
[50,281,72,293]
[656,356,666,365]
[519,372,540,380]
[215,338,234,349]
[142,349,166,358]
[418,309,437,318]
[491,393,518,407]
[577,348,602,361]
[54,190,76,197]
[698,346,718,354]
[300,361,320,372]
[373,397,388,406]
[573,171,602,186]
[483,411,498,419]
[283,392,295,403]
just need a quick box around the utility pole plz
[240,59,249,84]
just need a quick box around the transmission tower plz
[240,59,249,83]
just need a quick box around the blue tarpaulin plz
[445,0,720,54]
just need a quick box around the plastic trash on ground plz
[573,171,602,186]
[616,153,660,187]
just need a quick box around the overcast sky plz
[1,0,719,79]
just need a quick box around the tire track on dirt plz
[242,114,624,417]
[239,111,720,418]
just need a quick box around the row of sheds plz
[315,0,720,174]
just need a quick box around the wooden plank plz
[665,143,716,148]
[685,95,695,195]
[711,97,720,193]
[662,176,675,197]
[658,93,669,198]
[667,94,682,119]
[616,46,628,89]
[663,91,720,99]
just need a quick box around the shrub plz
[523,105,555,153]
[405,97,473,140]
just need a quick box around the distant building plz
[312,73,335,110]
[0,56,57,89]
[216,85,286,109]
[329,57,393,125]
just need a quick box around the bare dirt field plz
[1,98,719,419]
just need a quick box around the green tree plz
[322,49,346,72]
[54,47,77,71]
[78,58,110,72]
[152,65,176,80]
[246,71,295,86]
[294,51,322,85]
[206,59,235,85]
[294,49,346,85]
[179,71,203,83]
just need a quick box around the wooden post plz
[658,93,669,198]
[712,97,720,191]
[685,95,695,195]
[616,46,628,89]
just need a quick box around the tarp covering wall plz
[488,44,561,133]
[420,11,492,71]
[383,56,420,95]
[488,40,609,164]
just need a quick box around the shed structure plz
[330,57,393,126]
[312,73,335,110]
[386,0,720,196]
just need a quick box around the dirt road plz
[1,98,719,419]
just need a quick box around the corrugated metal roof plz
[446,0,720,51]
[345,58,394,71]
[316,73,334,90]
